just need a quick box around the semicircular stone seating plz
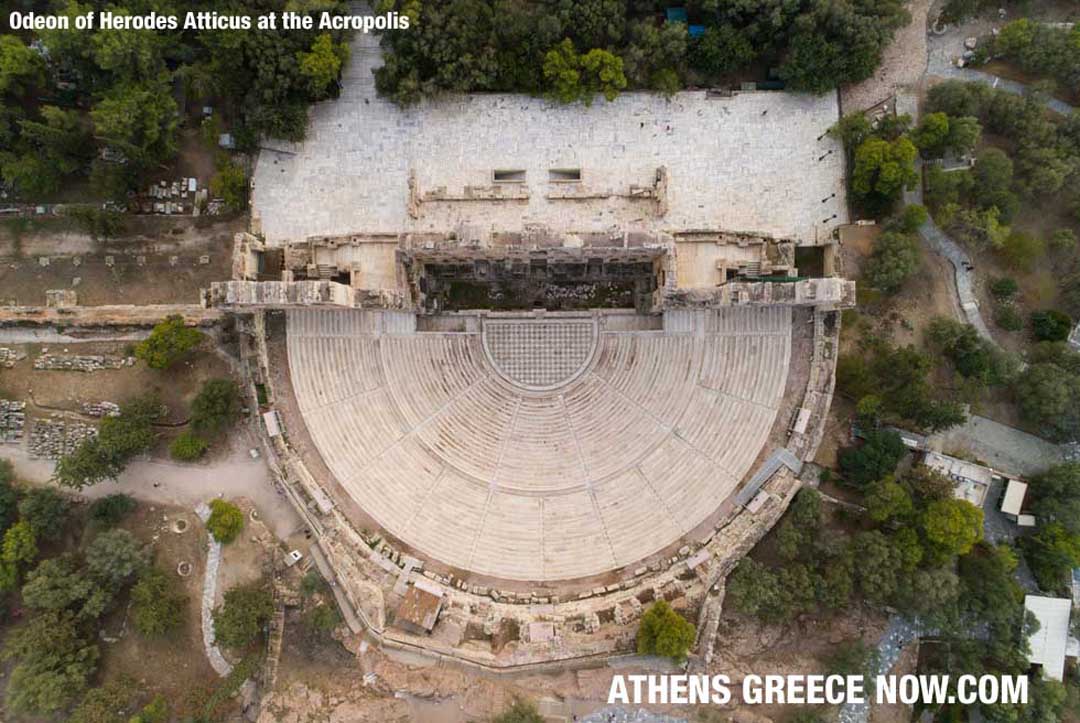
[286,307,792,582]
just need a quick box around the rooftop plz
[1025,595,1072,682]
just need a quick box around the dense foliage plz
[373,0,910,103]
[1,2,351,200]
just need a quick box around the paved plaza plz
[286,307,793,581]
[252,29,847,244]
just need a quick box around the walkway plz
[196,501,233,677]
[0,431,303,540]
[838,616,922,723]
[918,218,996,343]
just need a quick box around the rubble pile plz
[29,418,97,459]
[0,400,26,443]
[34,354,135,372]
[82,401,121,418]
[0,348,27,368]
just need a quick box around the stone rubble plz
[34,354,135,372]
[0,347,27,368]
[0,400,27,443]
[82,401,121,418]
[29,417,97,459]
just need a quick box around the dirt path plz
[1,427,303,540]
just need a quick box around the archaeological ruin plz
[196,29,857,670]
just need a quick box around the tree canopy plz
[635,599,696,662]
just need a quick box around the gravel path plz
[581,708,688,723]
[917,217,996,343]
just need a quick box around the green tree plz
[0,520,38,590]
[85,529,148,590]
[191,379,242,437]
[135,315,204,370]
[865,476,913,523]
[927,316,1017,385]
[0,459,19,536]
[972,148,1017,220]
[1,611,99,715]
[17,487,70,541]
[0,36,45,96]
[91,77,179,169]
[1028,464,1080,536]
[945,115,981,156]
[207,499,245,544]
[851,136,919,213]
[635,599,696,662]
[91,10,171,80]
[213,583,274,649]
[22,555,111,620]
[1015,361,1080,442]
[1031,310,1073,343]
[297,33,347,98]
[88,494,137,528]
[689,25,755,78]
[852,530,902,606]
[1023,523,1080,593]
[132,567,186,637]
[911,112,950,157]
[727,557,788,621]
[923,499,983,557]
[838,429,907,488]
[863,230,920,293]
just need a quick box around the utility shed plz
[1024,595,1072,681]
[924,451,991,507]
[395,578,444,635]
[1001,479,1028,519]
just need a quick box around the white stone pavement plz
[252,9,847,244]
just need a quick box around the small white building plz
[924,451,991,508]
[1024,595,1072,682]
[1001,479,1028,521]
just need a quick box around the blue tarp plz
[689,24,705,37]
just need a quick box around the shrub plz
[995,304,1024,332]
[990,277,1019,301]
[207,499,244,543]
[1031,310,1073,342]
[134,315,204,370]
[88,494,136,527]
[492,698,545,723]
[213,583,274,649]
[170,432,208,461]
[635,599,696,662]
